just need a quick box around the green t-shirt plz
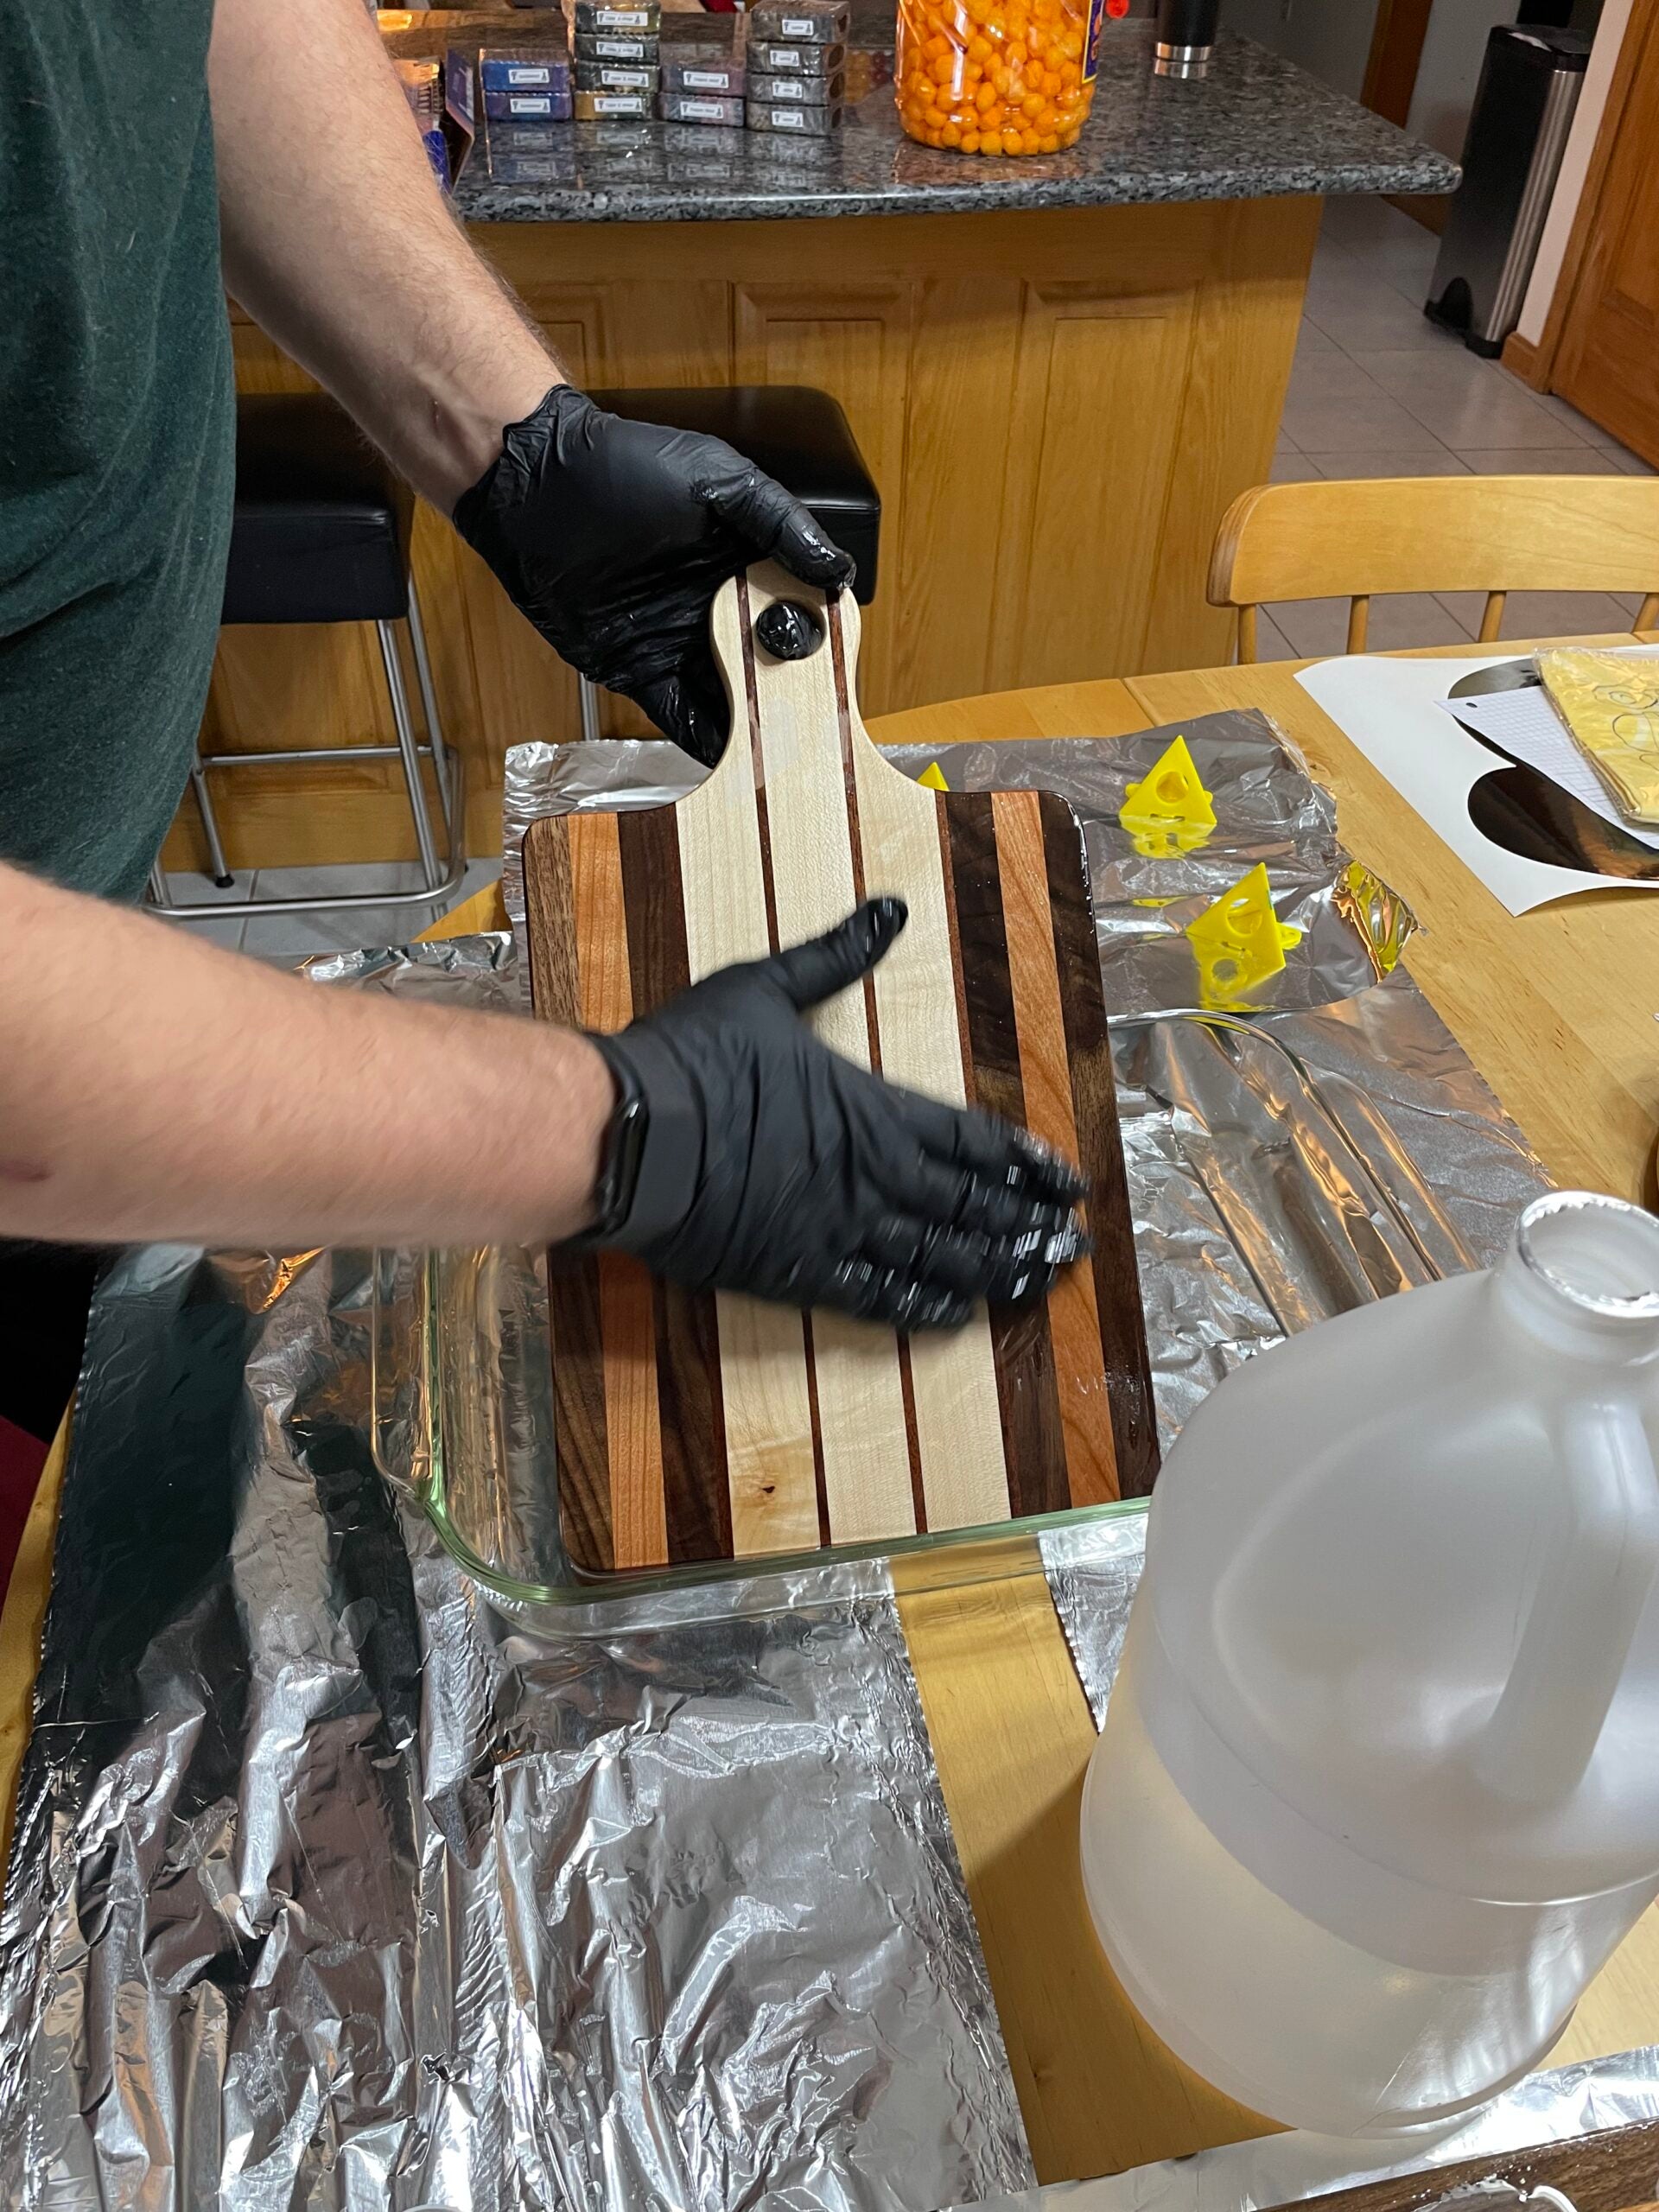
[1,0,235,899]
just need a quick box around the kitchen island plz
[186,16,1456,874]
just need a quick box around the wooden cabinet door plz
[1554,0,1659,467]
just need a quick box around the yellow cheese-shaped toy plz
[1536,649,1659,823]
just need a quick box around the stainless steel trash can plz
[1425,24,1591,358]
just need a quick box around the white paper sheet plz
[1295,649,1659,914]
[1435,687,1659,851]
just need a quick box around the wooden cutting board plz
[523,563,1156,1579]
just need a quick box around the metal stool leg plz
[147,861,173,910]
[403,584,452,810]
[579,675,602,745]
[376,619,444,892]
[189,753,235,888]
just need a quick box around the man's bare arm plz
[208,0,557,512]
[0,864,611,1250]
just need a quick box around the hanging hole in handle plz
[755,599,824,662]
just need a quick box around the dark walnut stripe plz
[616,805,733,1565]
[523,815,614,1574]
[800,1313,834,1548]
[945,793,1071,1522]
[549,1254,614,1574]
[1040,793,1159,1498]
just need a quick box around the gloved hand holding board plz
[523,563,1156,1577]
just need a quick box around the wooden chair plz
[1208,474,1659,662]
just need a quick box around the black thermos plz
[1155,0,1220,76]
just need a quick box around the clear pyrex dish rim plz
[373,1245,1152,1623]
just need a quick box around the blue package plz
[479,51,573,92]
[481,85,575,119]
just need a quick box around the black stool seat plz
[590,385,881,604]
[222,393,414,626]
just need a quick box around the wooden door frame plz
[1362,0,1435,124]
[1502,0,1656,390]
[1362,0,1454,232]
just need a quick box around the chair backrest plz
[1209,475,1659,662]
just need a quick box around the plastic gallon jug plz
[1082,1192,1659,2138]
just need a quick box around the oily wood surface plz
[877,631,1659,2183]
[1262,2118,1659,2212]
[521,563,1156,1576]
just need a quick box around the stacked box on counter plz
[574,0,658,117]
[746,0,849,135]
[446,22,574,125]
[391,56,453,185]
[657,10,745,124]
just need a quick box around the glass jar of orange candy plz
[896,0,1102,155]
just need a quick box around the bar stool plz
[149,392,462,920]
[578,385,882,741]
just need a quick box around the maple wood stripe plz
[936,802,978,1107]
[614,805,732,1565]
[946,794,1071,1522]
[992,791,1119,1509]
[749,580,913,1548]
[688,584,823,1560]
[1040,791,1160,1499]
[522,818,614,1574]
[829,601,885,1062]
[830,600,929,1527]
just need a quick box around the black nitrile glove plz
[578,897,1089,1330]
[453,385,855,766]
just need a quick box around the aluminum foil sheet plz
[957,2047,1659,2212]
[0,942,1035,2212]
[499,716,1414,1020]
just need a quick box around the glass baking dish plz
[371,1243,1148,1629]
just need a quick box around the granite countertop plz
[454,16,1459,225]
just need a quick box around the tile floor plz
[165,197,1656,951]
[157,855,504,956]
[1259,195,1654,663]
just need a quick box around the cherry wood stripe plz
[569,814,671,1567]
[946,795,1071,1522]
[598,1257,667,1568]
[1040,792,1160,1498]
[523,817,613,1574]
[993,791,1119,1508]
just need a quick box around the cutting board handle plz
[709,563,891,800]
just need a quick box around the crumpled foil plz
[955,2047,1659,2212]
[0,942,1034,2212]
[500,716,1414,1020]
[0,714,1573,2210]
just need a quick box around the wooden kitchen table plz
[879,631,1659,2186]
[8,635,1659,2190]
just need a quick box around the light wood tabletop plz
[874,632,1659,2186]
[4,636,1657,2192]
